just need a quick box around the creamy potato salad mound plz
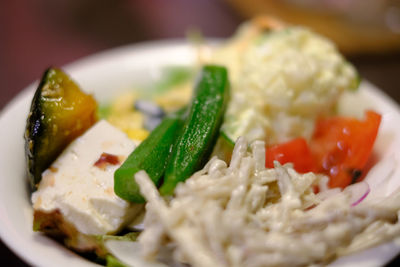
[136,137,400,267]
[202,18,359,144]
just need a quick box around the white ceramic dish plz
[1,41,400,267]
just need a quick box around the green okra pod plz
[114,109,185,203]
[160,65,229,195]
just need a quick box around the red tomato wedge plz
[265,138,316,173]
[310,110,381,189]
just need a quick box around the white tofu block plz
[32,120,142,235]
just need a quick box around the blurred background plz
[0,0,399,265]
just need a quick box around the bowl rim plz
[1,39,400,267]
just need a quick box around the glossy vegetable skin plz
[114,109,185,203]
[211,131,235,164]
[160,65,230,195]
[265,138,316,173]
[25,68,97,189]
[310,110,381,188]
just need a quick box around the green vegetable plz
[136,66,193,97]
[106,255,129,267]
[98,104,112,119]
[153,66,193,93]
[25,68,97,189]
[98,232,138,267]
[114,109,185,203]
[95,232,139,246]
[160,65,229,195]
[210,132,235,163]
[220,131,235,147]
[33,209,139,257]
[350,65,361,91]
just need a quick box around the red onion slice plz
[344,181,371,206]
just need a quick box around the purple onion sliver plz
[351,183,371,206]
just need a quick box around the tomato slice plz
[310,110,381,189]
[266,138,316,173]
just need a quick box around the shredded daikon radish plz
[136,137,400,267]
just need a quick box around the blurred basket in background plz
[226,0,400,55]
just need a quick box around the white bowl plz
[0,41,400,267]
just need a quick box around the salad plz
[23,17,400,267]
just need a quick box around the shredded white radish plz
[136,137,400,267]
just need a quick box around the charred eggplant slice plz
[25,68,97,189]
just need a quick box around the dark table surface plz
[1,0,399,266]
